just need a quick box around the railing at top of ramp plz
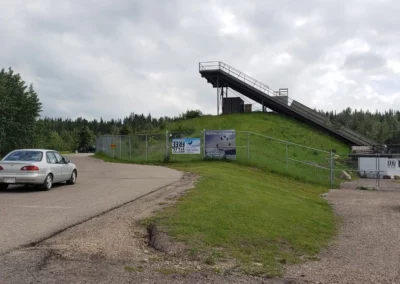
[199,61,283,97]
[199,61,378,146]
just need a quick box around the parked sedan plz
[0,149,77,191]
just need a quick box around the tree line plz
[3,66,400,156]
[319,108,400,145]
[0,67,203,155]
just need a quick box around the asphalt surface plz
[0,154,182,255]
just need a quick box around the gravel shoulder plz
[283,179,400,284]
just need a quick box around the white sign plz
[172,138,201,154]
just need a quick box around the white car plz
[0,149,77,191]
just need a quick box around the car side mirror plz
[63,158,69,164]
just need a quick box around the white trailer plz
[359,157,400,178]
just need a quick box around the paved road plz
[0,154,182,255]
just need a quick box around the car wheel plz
[67,170,77,185]
[0,184,8,191]
[40,174,53,191]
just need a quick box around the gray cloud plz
[343,52,386,70]
[1,0,400,120]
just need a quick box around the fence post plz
[112,136,115,159]
[120,136,122,159]
[145,134,148,161]
[330,151,334,187]
[285,142,288,172]
[165,130,169,159]
[203,129,206,159]
[247,132,250,160]
[129,135,132,160]
[377,152,380,189]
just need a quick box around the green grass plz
[168,113,349,153]
[94,113,345,276]
[143,161,335,277]
[100,113,352,187]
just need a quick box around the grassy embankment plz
[109,113,350,186]
[94,112,347,276]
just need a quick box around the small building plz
[222,97,244,114]
[357,155,400,178]
[244,104,252,113]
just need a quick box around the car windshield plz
[4,151,43,162]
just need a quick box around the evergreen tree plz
[0,68,42,155]
[76,126,94,149]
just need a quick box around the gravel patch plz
[283,179,400,284]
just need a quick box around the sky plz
[1,0,400,121]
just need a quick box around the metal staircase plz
[199,61,378,146]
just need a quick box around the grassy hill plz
[96,112,346,276]
[141,162,335,277]
[111,113,350,186]
[167,112,349,153]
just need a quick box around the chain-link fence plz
[96,130,338,186]
[333,153,400,190]
[96,133,167,162]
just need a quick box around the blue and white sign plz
[172,138,201,154]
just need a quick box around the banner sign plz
[172,138,201,154]
[205,130,236,160]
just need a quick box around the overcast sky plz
[1,0,400,120]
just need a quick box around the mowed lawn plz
[148,161,335,277]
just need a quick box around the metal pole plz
[129,135,132,160]
[165,130,169,159]
[285,142,288,172]
[112,136,115,158]
[247,132,250,160]
[217,78,219,115]
[375,153,378,188]
[330,151,334,187]
[120,136,122,158]
[203,129,206,159]
[377,153,380,189]
[146,134,148,161]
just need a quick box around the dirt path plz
[283,179,400,284]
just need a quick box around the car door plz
[54,152,71,181]
[46,152,62,182]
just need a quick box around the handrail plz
[199,61,280,97]
[199,61,378,146]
